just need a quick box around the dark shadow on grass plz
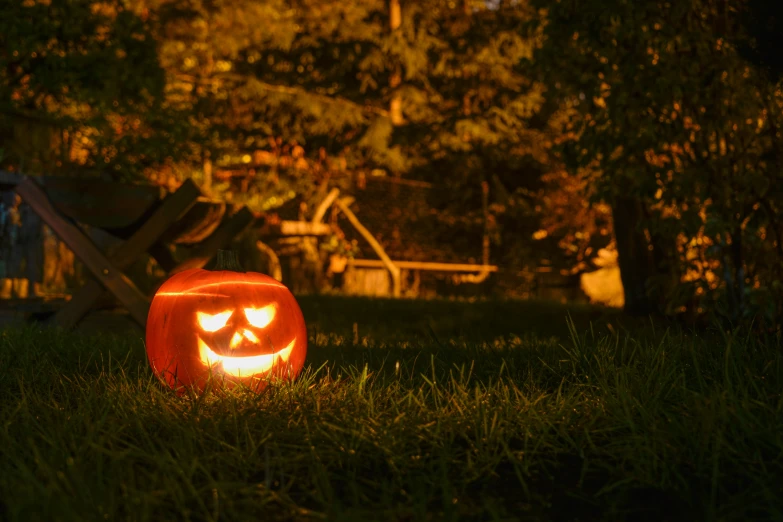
[298,295,626,343]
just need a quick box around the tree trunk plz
[645,215,682,314]
[389,0,403,126]
[202,157,213,194]
[612,195,656,315]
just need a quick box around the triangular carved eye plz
[244,305,276,328]
[197,310,233,332]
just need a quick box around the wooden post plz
[389,0,403,126]
[455,180,492,284]
[311,187,340,224]
[202,157,213,193]
[335,197,401,297]
[287,186,339,293]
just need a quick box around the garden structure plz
[265,174,499,298]
[0,169,498,329]
[1,169,593,328]
[0,171,330,330]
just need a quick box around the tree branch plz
[174,73,390,119]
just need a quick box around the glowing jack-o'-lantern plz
[145,250,307,393]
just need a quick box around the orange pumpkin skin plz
[145,267,307,393]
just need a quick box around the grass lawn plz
[1,296,781,521]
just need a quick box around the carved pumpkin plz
[145,250,307,393]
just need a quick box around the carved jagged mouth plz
[197,337,296,378]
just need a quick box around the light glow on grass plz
[1,296,781,522]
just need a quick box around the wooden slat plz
[51,179,202,329]
[257,220,332,237]
[311,187,340,223]
[168,207,256,275]
[14,177,151,328]
[156,200,226,244]
[335,198,401,297]
[171,201,226,244]
[348,259,499,273]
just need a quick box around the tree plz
[0,0,186,178]
[141,0,567,289]
[533,0,783,323]
[734,0,783,82]
[375,0,567,283]
[130,0,409,210]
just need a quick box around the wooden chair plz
[8,173,254,329]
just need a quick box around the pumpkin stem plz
[214,249,244,272]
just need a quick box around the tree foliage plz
[134,0,399,207]
[386,0,565,276]
[3,0,781,325]
[0,0,189,178]
[532,0,783,325]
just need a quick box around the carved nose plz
[226,312,249,330]
[229,328,261,349]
